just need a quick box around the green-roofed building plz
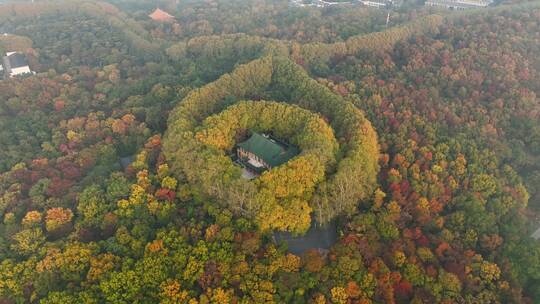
[236,132,299,173]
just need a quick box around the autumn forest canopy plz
[0,0,540,303]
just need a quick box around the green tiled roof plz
[237,132,299,168]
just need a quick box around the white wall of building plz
[10,66,32,76]
[361,0,388,7]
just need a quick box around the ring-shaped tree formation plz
[191,100,339,233]
[163,56,380,234]
[195,101,338,166]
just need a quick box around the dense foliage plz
[195,100,338,234]
[113,0,428,43]
[165,14,443,80]
[0,0,539,303]
[163,56,379,231]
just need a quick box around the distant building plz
[149,8,175,22]
[425,0,492,9]
[236,132,299,174]
[290,0,354,8]
[359,0,394,8]
[2,52,33,78]
[532,227,540,240]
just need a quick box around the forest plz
[0,0,540,303]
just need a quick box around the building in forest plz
[149,8,175,22]
[236,132,299,174]
[424,0,492,9]
[359,0,395,8]
[532,227,540,240]
[2,52,33,78]
[290,0,348,8]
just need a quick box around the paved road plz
[273,221,338,255]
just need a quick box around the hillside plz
[0,0,539,303]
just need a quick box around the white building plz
[290,0,354,8]
[2,52,33,78]
[360,0,392,8]
[532,227,540,240]
[425,0,492,9]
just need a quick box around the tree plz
[303,249,325,273]
[11,228,45,256]
[22,210,42,228]
[36,242,96,283]
[100,270,144,304]
[77,185,110,230]
[45,208,73,236]
[330,286,348,304]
